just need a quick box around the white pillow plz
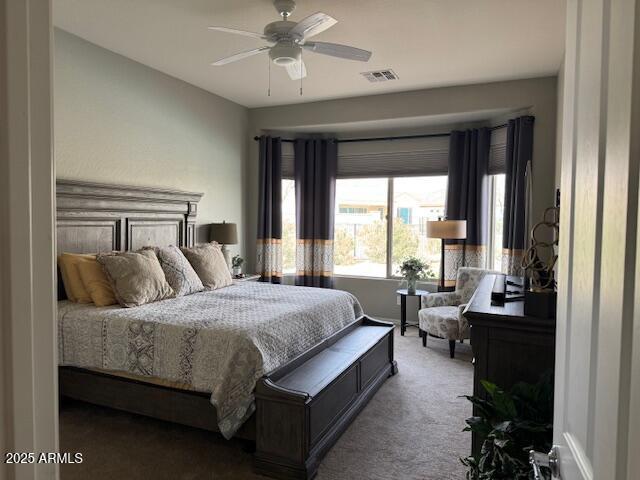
[181,242,233,290]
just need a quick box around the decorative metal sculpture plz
[522,206,559,292]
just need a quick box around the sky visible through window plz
[492,174,506,271]
[282,179,296,274]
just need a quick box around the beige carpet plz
[60,328,473,480]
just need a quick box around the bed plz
[56,179,396,479]
[59,280,364,438]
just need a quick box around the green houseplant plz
[461,373,554,480]
[232,255,244,276]
[398,257,434,294]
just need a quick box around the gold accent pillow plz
[97,250,174,308]
[76,260,117,307]
[57,253,96,303]
[181,242,232,290]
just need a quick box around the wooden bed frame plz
[56,179,397,479]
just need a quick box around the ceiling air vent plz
[361,69,399,83]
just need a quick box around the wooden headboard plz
[56,179,203,299]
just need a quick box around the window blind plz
[281,126,509,179]
[489,126,507,175]
[337,136,450,178]
[282,141,295,179]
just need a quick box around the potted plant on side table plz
[398,257,433,295]
[232,255,244,277]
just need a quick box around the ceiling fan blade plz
[207,26,269,41]
[211,46,270,66]
[290,12,337,40]
[285,60,307,80]
[302,41,372,62]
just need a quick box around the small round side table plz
[396,288,429,336]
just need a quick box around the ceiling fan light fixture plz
[269,43,300,66]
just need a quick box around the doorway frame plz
[0,1,58,479]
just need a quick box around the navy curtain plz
[256,135,282,283]
[502,116,535,275]
[294,138,337,288]
[444,128,490,287]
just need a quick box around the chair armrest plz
[421,292,461,308]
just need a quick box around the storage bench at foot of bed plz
[254,316,397,480]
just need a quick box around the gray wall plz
[54,29,249,255]
[247,77,558,320]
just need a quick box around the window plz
[334,178,388,277]
[489,174,506,271]
[332,176,446,278]
[283,174,504,279]
[282,179,296,274]
[391,176,447,278]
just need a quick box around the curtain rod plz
[253,123,508,144]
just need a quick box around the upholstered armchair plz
[418,267,500,358]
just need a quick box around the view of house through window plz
[282,174,504,279]
[391,176,447,278]
[332,176,448,278]
[334,178,388,277]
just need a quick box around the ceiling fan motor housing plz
[263,20,302,43]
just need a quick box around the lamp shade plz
[209,222,238,245]
[426,220,467,240]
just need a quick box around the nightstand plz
[233,274,261,283]
[396,288,429,336]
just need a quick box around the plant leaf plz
[494,438,510,449]
[461,374,554,479]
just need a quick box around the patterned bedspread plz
[58,282,363,438]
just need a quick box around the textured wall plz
[54,29,249,254]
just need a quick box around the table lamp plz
[209,221,238,270]
[426,219,467,291]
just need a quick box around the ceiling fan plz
[208,0,372,80]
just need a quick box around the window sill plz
[285,273,400,281]
[333,274,438,284]
[284,272,438,286]
[333,274,390,281]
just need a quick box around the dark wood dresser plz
[463,274,556,454]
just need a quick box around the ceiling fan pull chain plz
[268,55,271,97]
[299,51,303,96]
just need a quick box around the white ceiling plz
[53,0,566,108]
